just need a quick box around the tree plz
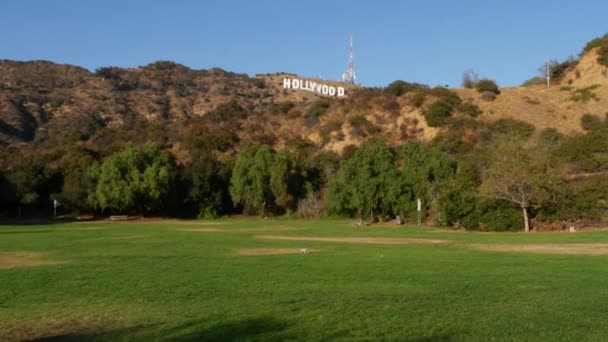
[57,148,96,213]
[181,140,226,218]
[461,69,479,88]
[398,141,457,220]
[88,143,176,215]
[326,139,398,221]
[475,79,500,94]
[229,146,274,215]
[269,148,308,212]
[6,155,55,217]
[479,139,558,232]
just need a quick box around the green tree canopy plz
[269,148,309,212]
[326,139,399,220]
[229,145,274,215]
[57,147,96,213]
[88,143,176,215]
[181,139,226,218]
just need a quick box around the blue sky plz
[1,0,607,87]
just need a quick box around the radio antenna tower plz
[341,34,356,84]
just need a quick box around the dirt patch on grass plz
[233,248,317,256]
[107,235,150,240]
[256,235,448,245]
[1,315,131,342]
[469,243,608,255]
[58,226,107,231]
[178,226,300,233]
[0,252,66,270]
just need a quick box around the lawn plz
[2,219,608,341]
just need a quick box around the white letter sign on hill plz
[283,78,346,97]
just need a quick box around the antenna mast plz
[342,34,356,84]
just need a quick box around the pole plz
[417,198,422,225]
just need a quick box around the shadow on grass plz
[27,316,290,342]
[410,333,456,341]
[0,218,97,227]
[0,229,55,234]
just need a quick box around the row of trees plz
[0,135,561,231]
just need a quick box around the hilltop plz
[1,35,608,158]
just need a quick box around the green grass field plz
[2,219,608,341]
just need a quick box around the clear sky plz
[1,0,607,87]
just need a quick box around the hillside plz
[1,46,608,157]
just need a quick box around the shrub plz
[582,33,608,67]
[475,79,500,94]
[430,87,462,107]
[384,80,427,97]
[490,118,536,138]
[570,85,600,103]
[555,130,608,172]
[271,101,295,115]
[538,175,608,223]
[308,98,331,117]
[549,59,578,81]
[297,192,324,219]
[522,96,541,105]
[539,128,563,147]
[581,113,602,131]
[480,91,496,102]
[410,90,427,107]
[349,115,380,137]
[461,69,479,88]
[304,114,320,129]
[457,101,482,117]
[423,100,453,127]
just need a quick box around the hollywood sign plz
[283,78,346,97]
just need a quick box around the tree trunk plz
[522,206,530,233]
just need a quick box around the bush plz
[410,90,427,107]
[349,115,380,137]
[461,69,479,89]
[539,128,563,147]
[197,206,219,219]
[538,176,608,222]
[439,191,523,231]
[457,101,482,117]
[549,59,578,81]
[297,192,324,219]
[489,118,536,138]
[423,100,453,127]
[581,113,602,131]
[308,98,331,117]
[570,85,600,103]
[556,130,608,172]
[271,101,295,115]
[582,33,608,67]
[475,79,500,94]
[430,87,462,107]
[522,96,541,105]
[384,80,427,97]
[480,91,496,102]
